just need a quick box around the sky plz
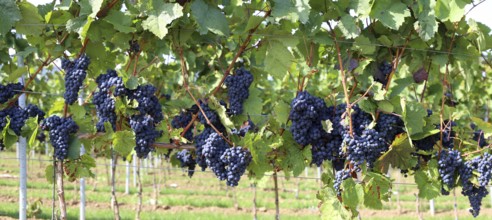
[27,0,492,33]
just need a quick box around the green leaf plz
[350,0,373,18]
[364,172,391,209]
[8,66,28,82]
[374,133,417,173]
[341,178,364,209]
[66,16,94,40]
[338,14,360,39]
[104,10,136,33]
[67,135,81,160]
[377,100,394,113]
[414,0,438,41]
[0,0,21,36]
[264,40,293,79]
[352,35,374,54]
[45,164,55,184]
[241,87,263,117]
[142,3,183,39]
[113,130,135,157]
[208,96,235,132]
[370,0,410,30]
[81,0,104,18]
[271,0,311,24]
[15,2,45,36]
[125,76,139,89]
[414,160,441,199]
[244,15,264,32]
[274,101,290,125]
[435,0,466,22]
[191,0,229,36]
[318,188,352,220]
[69,104,86,120]
[401,99,427,136]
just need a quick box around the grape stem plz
[327,22,354,136]
[210,10,271,97]
[180,113,197,139]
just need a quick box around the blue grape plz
[220,146,252,186]
[129,40,140,53]
[176,149,196,177]
[374,61,392,86]
[194,126,214,170]
[40,116,79,160]
[376,113,404,143]
[0,82,23,104]
[171,111,194,141]
[459,154,492,217]
[130,114,162,158]
[438,150,462,189]
[95,69,126,96]
[225,68,254,115]
[0,106,28,135]
[202,132,229,181]
[25,104,45,122]
[126,85,163,123]
[62,55,90,104]
[473,130,488,148]
[289,91,330,146]
[334,170,351,195]
[334,58,359,72]
[93,91,116,132]
[197,102,221,127]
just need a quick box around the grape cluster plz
[198,102,221,127]
[93,91,116,132]
[376,113,404,143]
[25,104,45,122]
[129,40,140,53]
[438,150,462,190]
[130,115,162,158]
[334,170,351,195]
[0,106,28,135]
[220,147,252,186]
[40,116,79,160]
[194,126,215,170]
[202,133,229,181]
[127,85,163,123]
[171,111,194,141]
[289,91,330,146]
[441,121,456,149]
[342,128,386,169]
[176,150,196,177]
[36,132,46,143]
[457,153,492,217]
[95,69,126,96]
[374,61,392,86]
[0,82,23,104]
[93,70,125,132]
[225,68,254,115]
[62,55,90,105]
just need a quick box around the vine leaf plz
[414,0,438,41]
[414,159,440,200]
[363,172,391,209]
[0,0,21,36]
[274,100,290,125]
[15,2,45,36]
[401,99,427,136]
[271,0,311,24]
[374,133,417,173]
[318,188,352,220]
[104,10,136,34]
[67,135,81,160]
[338,14,360,39]
[241,87,263,119]
[191,0,229,36]
[113,130,135,157]
[264,39,293,79]
[370,0,410,30]
[435,0,466,23]
[342,178,364,209]
[353,35,375,54]
[142,3,183,39]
